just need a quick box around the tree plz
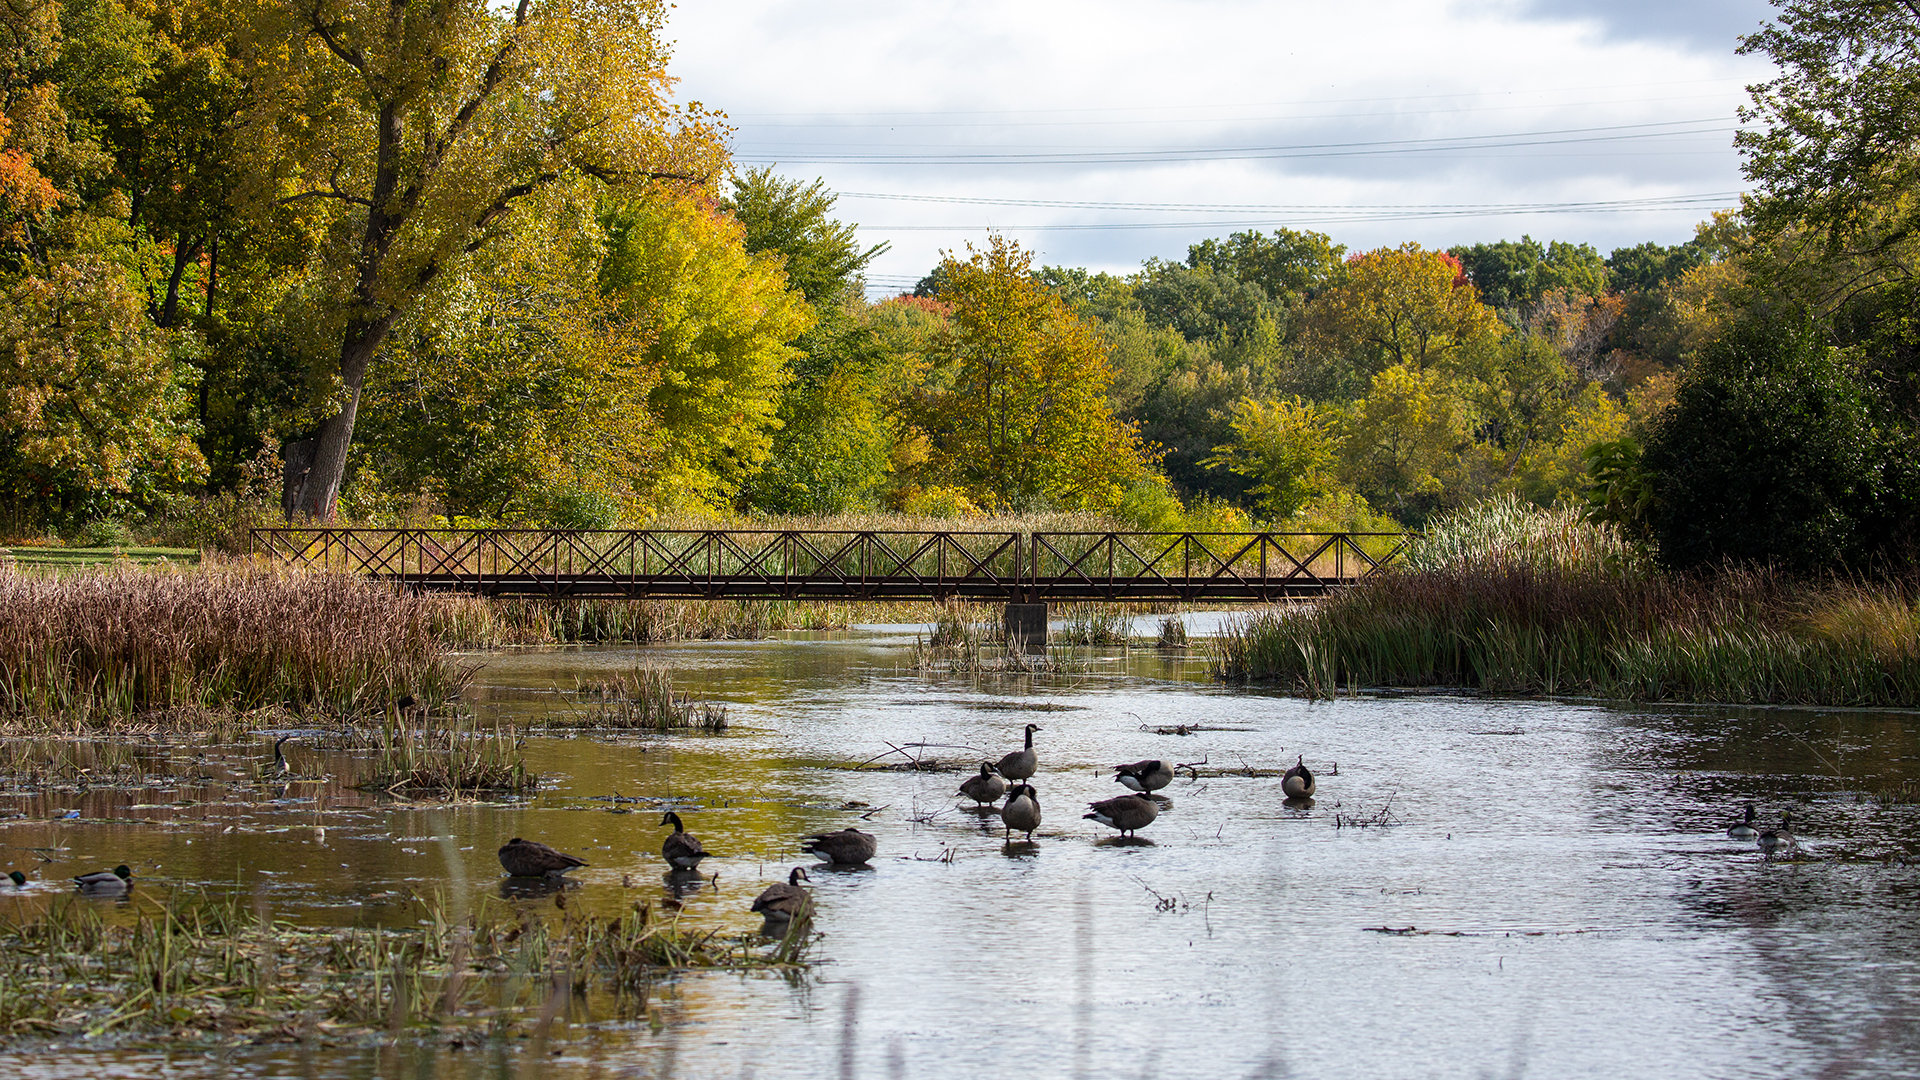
[0,256,204,516]
[1336,363,1473,524]
[721,168,886,307]
[1305,243,1508,395]
[911,235,1152,511]
[1640,315,1902,573]
[1184,227,1346,310]
[359,183,661,521]
[1202,397,1337,520]
[725,169,896,513]
[256,0,727,518]
[1448,236,1608,316]
[1738,1,1920,257]
[598,192,812,509]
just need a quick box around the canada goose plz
[1114,759,1172,795]
[7,870,25,888]
[1757,811,1795,859]
[751,867,812,921]
[1084,794,1158,838]
[497,838,588,879]
[959,762,1006,807]
[660,811,710,870]
[269,733,294,776]
[802,827,877,866]
[1001,784,1041,841]
[995,723,1041,784]
[74,865,132,896]
[1283,755,1316,800]
[1727,803,1758,841]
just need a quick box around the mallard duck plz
[1282,755,1316,800]
[995,723,1040,784]
[1084,794,1158,838]
[74,865,132,896]
[751,867,812,921]
[1727,803,1758,841]
[1114,759,1172,795]
[7,870,25,888]
[497,838,587,879]
[959,762,1006,807]
[802,827,877,866]
[660,811,710,870]
[1001,784,1041,841]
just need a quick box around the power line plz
[835,190,1743,214]
[732,117,1738,166]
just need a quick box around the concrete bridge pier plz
[1004,602,1048,654]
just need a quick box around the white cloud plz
[664,0,1778,289]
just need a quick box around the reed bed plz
[561,665,729,732]
[1056,604,1131,646]
[1210,565,1920,707]
[0,889,805,1048]
[357,710,536,794]
[0,565,463,729]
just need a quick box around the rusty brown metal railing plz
[248,528,1407,602]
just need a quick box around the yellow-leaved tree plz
[248,0,729,518]
[1307,243,1508,386]
[911,236,1154,512]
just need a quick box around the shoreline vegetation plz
[1211,500,1920,709]
[0,890,807,1050]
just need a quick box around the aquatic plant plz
[1056,604,1130,646]
[563,664,728,732]
[358,709,537,794]
[1156,615,1189,649]
[1209,565,1920,707]
[0,564,463,729]
[0,889,806,1049]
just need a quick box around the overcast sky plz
[667,0,1781,294]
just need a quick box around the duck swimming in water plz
[74,865,132,896]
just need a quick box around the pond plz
[3,618,1919,1079]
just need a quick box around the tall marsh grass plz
[564,665,729,731]
[1212,565,1920,707]
[0,565,464,728]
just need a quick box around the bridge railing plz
[1028,531,1409,600]
[249,527,1409,600]
[249,527,1029,599]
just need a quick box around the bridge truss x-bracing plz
[249,528,1408,603]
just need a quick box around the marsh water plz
[4,617,1920,1079]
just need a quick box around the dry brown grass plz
[0,563,463,729]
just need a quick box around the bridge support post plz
[1004,602,1048,654]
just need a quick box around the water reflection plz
[0,627,1917,1078]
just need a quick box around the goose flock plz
[476,721,1322,928]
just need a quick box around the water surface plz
[3,623,1917,1079]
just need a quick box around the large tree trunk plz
[288,313,397,519]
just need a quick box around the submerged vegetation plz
[0,890,807,1049]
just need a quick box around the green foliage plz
[1738,1,1920,253]
[723,168,887,306]
[362,185,661,521]
[0,255,204,517]
[1202,397,1337,520]
[1447,236,1608,316]
[1641,315,1898,573]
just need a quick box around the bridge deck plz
[250,528,1407,603]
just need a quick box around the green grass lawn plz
[2,545,200,568]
